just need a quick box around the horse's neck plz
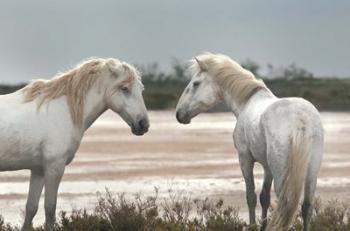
[223,92,241,117]
[81,87,107,131]
[223,88,276,117]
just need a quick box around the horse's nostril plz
[139,119,144,128]
[138,118,149,130]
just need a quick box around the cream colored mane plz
[23,58,138,127]
[192,53,266,105]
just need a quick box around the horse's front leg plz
[44,160,66,231]
[259,168,273,231]
[21,169,45,231]
[239,154,256,225]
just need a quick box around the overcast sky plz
[0,0,349,83]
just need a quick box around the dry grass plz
[0,189,349,231]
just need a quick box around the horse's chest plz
[43,136,81,166]
[64,140,81,165]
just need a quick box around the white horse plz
[0,58,149,230]
[176,53,323,231]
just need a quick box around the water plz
[0,111,349,226]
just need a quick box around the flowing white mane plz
[22,58,140,126]
[191,52,266,105]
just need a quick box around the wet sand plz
[0,111,349,225]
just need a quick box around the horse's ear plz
[106,59,123,78]
[195,57,207,72]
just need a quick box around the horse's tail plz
[267,122,312,231]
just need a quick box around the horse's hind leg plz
[302,142,323,231]
[44,161,65,231]
[21,169,44,231]
[259,168,273,231]
[302,165,321,231]
[302,174,317,231]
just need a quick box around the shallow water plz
[0,111,349,226]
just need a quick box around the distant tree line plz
[1,60,350,111]
[0,84,26,95]
[140,59,350,111]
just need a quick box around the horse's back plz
[0,90,38,127]
[261,97,322,138]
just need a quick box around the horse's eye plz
[120,86,129,93]
[193,81,200,87]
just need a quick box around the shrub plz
[0,190,349,230]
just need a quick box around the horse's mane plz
[191,52,266,105]
[22,58,138,127]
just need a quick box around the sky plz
[0,0,349,83]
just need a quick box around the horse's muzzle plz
[176,110,191,124]
[131,118,149,136]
